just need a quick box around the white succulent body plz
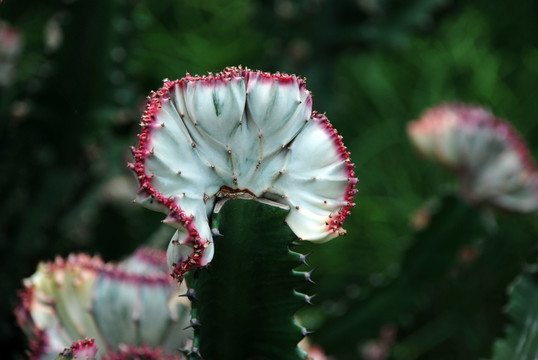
[130,67,356,279]
[15,249,190,360]
[407,103,538,212]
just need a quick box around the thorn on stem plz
[190,348,203,359]
[211,228,223,237]
[299,252,312,266]
[179,347,203,359]
[304,268,317,284]
[179,288,197,301]
[305,294,317,305]
[184,318,201,330]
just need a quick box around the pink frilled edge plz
[129,66,357,281]
[61,339,98,359]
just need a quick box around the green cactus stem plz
[185,198,311,360]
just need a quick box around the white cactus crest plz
[129,66,357,280]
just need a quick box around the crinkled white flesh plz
[142,74,352,267]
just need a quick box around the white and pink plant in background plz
[408,103,538,212]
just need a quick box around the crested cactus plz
[15,248,190,359]
[129,66,356,359]
[407,103,538,212]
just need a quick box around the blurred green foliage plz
[2,0,538,359]
[488,274,538,360]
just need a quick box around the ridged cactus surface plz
[186,198,311,360]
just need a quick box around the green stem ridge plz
[185,199,311,360]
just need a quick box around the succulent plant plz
[407,103,538,212]
[129,66,356,359]
[15,248,190,359]
[129,65,356,280]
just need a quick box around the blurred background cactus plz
[3,0,538,359]
[15,247,191,359]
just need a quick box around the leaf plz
[487,274,538,360]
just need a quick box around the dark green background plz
[2,0,538,358]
